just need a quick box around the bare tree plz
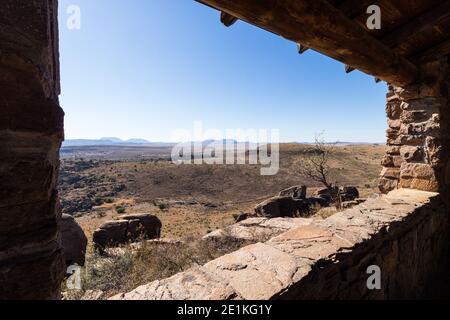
[298,133,337,190]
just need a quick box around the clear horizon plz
[63,137,385,144]
[59,0,388,143]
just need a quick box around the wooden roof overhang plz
[196,0,450,87]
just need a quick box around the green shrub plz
[115,206,126,214]
[103,197,114,204]
[94,197,104,206]
[158,203,168,211]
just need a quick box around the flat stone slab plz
[203,217,312,241]
[112,189,439,300]
[111,267,239,300]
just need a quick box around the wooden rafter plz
[345,65,355,73]
[297,43,310,54]
[382,0,450,49]
[337,0,376,19]
[220,11,238,27]
[412,39,450,62]
[196,0,418,86]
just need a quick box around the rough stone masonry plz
[379,58,450,198]
[0,0,65,299]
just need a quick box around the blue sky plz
[58,0,387,143]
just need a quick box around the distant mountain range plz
[62,137,174,147]
[296,141,382,145]
[62,138,244,147]
[62,137,381,147]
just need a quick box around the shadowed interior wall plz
[0,0,65,299]
[379,58,450,199]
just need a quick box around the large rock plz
[278,185,307,199]
[340,186,360,201]
[310,188,334,207]
[254,196,299,218]
[61,214,88,266]
[315,186,338,202]
[255,192,336,219]
[233,212,249,223]
[203,217,312,241]
[121,214,162,239]
[93,214,162,249]
[93,220,129,249]
[315,186,359,202]
[304,197,330,208]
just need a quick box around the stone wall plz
[0,0,65,299]
[113,189,448,300]
[379,59,449,195]
[0,1,448,301]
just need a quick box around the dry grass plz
[64,236,254,299]
[62,143,385,299]
[315,206,340,219]
[69,143,385,240]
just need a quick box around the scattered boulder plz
[233,212,250,223]
[254,196,299,218]
[315,186,339,198]
[305,196,330,208]
[290,197,331,216]
[315,186,360,202]
[278,185,307,199]
[256,186,364,220]
[203,217,312,241]
[255,195,329,218]
[121,214,162,239]
[61,214,88,266]
[93,214,162,249]
[93,220,128,249]
[317,193,333,205]
[340,186,360,201]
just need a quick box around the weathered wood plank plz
[412,39,450,62]
[382,1,450,50]
[337,0,375,19]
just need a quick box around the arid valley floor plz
[60,143,385,238]
[59,143,385,299]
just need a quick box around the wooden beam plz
[297,43,310,54]
[345,65,355,73]
[338,0,375,19]
[412,39,450,62]
[196,0,418,86]
[382,1,450,49]
[220,11,238,27]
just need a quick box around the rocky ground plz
[59,143,385,299]
[59,143,384,238]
